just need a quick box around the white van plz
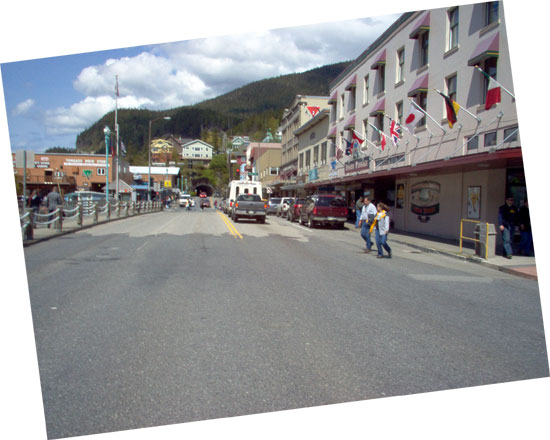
[226,180,262,216]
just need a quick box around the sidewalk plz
[369,228,537,281]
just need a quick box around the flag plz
[485,76,501,110]
[306,106,321,118]
[120,140,127,156]
[389,119,402,147]
[380,133,387,151]
[351,129,365,146]
[405,102,425,133]
[436,90,460,128]
[335,144,344,160]
[342,138,353,156]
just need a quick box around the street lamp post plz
[147,116,171,202]
[104,126,111,202]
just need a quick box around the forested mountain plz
[75,61,350,164]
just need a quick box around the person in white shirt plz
[358,196,377,253]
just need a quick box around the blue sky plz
[1,11,401,153]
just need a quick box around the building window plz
[313,145,319,165]
[340,94,345,119]
[420,32,429,67]
[467,135,479,151]
[299,153,304,169]
[379,64,386,94]
[396,47,405,83]
[504,126,519,143]
[321,142,327,165]
[484,131,497,146]
[363,75,370,105]
[448,7,459,51]
[396,101,403,124]
[97,168,106,176]
[330,142,336,158]
[373,114,384,142]
[485,1,499,26]
[270,167,279,175]
[305,150,311,169]
[349,88,356,112]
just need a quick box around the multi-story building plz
[180,139,214,168]
[309,2,521,241]
[13,151,133,199]
[288,109,331,197]
[278,95,330,186]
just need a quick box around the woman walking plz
[370,202,392,258]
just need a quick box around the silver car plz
[276,197,293,217]
[266,197,281,215]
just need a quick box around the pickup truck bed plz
[232,194,267,223]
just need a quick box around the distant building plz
[180,139,214,168]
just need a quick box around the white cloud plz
[12,98,35,116]
[44,13,401,139]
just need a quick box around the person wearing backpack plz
[370,202,392,259]
[358,195,377,253]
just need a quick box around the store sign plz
[411,181,441,223]
[308,168,318,181]
[64,158,106,167]
[344,157,370,174]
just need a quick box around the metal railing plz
[20,200,163,242]
[459,219,490,259]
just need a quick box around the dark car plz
[298,194,348,229]
[200,198,211,209]
[266,197,281,215]
[286,198,306,222]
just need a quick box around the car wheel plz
[233,215,238,222]
[308,216,315,228]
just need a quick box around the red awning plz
[344,115,356,130]
[344,74,357,91]
[369,98,386,116]
[408,73,429,97]
[409,12,430,39]
[328,125,337,138]
[468,32,499,66]
[370,49,386,70]
[328,91,338,104]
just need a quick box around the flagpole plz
[115,75,120,201]
[433,88,481,123]
[409,98,446,134]
[474,65,515,99]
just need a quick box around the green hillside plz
[74,61,350,163]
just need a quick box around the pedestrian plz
[46,187,62,228]
[355,196,364,229]
[498,195,518,259]
[358,195,377,253]
[370,202,392,259]
[518,199,533,256]
[29,189,42,213]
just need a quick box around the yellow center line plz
[217,211,243,239]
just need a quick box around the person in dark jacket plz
[518,199,533,256]
[498,195,518,259]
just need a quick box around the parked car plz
[266,197,281,215]
[286,198,306,222]
[298,194,348,229]
[232,194,267,223]
[276,197,293,217]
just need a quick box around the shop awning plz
[344,115,356,130]
[328,125,337,139]
[408,73,429,97]
[369,98,386,116]
[468,32,499,66]
[328,91,338,104]
[409,12,430,39]
[344,74,357,91]
[370,49,386,70]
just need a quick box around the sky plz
[1,13,401,153]
[2,1,550,440]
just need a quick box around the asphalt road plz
[24,206,549,439]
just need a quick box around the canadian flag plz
[405,102,424,134]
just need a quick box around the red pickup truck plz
[298,194,348,229]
